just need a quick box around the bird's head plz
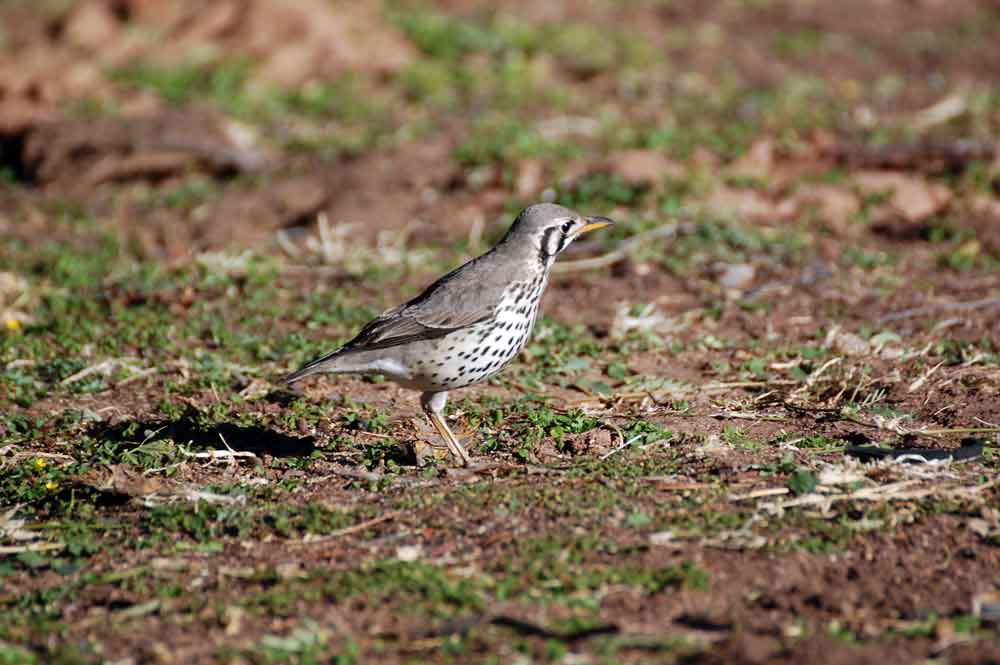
[503,203,614,267]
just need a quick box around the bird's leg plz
[420,391,470,467]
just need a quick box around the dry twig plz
[877,297,1000,324]
[0,541,65,554]
[291,511,401,547]
[553,224,677,274]
[834,139,995,174]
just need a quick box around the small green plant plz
[109,58,254,113]
[721,425,758,450]
[621,420,673,446]
[557,173,640,211]
[455,115,574,166]
[788,470,819,496]
[261,504,353,538]
[0,643,38,665]
[145,502,253,543]
[341,405,391,433]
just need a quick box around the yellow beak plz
[573,216,615,237]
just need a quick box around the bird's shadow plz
[90,411,316,459]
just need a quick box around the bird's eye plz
[560,221,574,234]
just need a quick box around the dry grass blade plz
[0,541,65,554]
[59,358,146,385]
[290,511,401,546]
[553,224,677,273]
[0,505,38,543]
[599,432,643,460]
[177,434,260,467]
[729,487,790,501]
[143,487,247,508]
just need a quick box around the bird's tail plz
[282,348,347,385]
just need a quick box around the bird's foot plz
[413,419,475,466]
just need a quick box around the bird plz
[283,203,614,466]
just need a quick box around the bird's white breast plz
[394,274,547,392]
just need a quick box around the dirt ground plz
[2,1,1000,664]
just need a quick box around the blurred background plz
[3,0,999,263]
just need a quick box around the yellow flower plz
[3,318,20,331]
[45,480,59,491]
[34,458,48,470]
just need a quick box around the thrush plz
[283,203,614,466]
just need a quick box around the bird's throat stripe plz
[539,227,568,265]
[539,227,557,264]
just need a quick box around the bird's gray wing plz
[343,261,504,352]
[284,251,515,383]
[338,304,485,352]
